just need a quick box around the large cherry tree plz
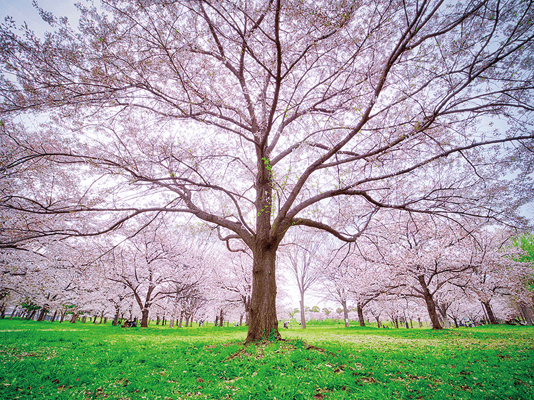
[1,0,533,342]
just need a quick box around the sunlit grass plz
[1,318,533,399]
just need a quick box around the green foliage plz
[20,302,40,312]
[513,233,534,291]
[1,319,533,399]
[513,233,534,264]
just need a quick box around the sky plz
[1,0,81,36]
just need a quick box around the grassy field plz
[0,318,533,399]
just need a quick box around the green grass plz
[1,319,533,399]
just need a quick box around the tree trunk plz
[437,303,451,329]
[141,309,149,328]
[418,275,442,330]
[219,309,224,328]
[482,301,498,324]
[113,309,120,326]
[214,316,219,327]
[520,303,533,325]
[37,309,47,322]
[9,305,17,320]
[357,302,365,327]
[299,294,307,329]
[245,244,281,343]
[69,313,77,323]
[178,311,183,328]
[156,315,160,325]
[341,300,349,328]
[374,316,381,328]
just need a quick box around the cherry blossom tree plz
[101,218,205,327]
[1,0,533,342]
[280,230,324,329]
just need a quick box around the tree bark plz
[141,309,149,328]
[113,309,120,326]
[357,302,365,327]
[245,243,281,343]
[69,313,77,323]
[482,301,498,324]
[418,275,442,330]
[520,303,533,325]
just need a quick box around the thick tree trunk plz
[156,315,160,325]
[519,303,533,325]
[245,244,280,343]
[141,309,149,328]
[357,302,365,327]
[341,300,349,328]
[113,309,120,326]
[418,275,442,330]
[482,301,498,324]
[69,313,77,323]
[374,316,381,328]
[219,309,224,328]
[214,316,219,327]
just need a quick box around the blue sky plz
[1,0,81,36]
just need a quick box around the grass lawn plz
[0,318,533,399]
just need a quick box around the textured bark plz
[141,309,149,328]
[357,303,365,327]
[245,243,281,343]
[418,275,442,330]
[482,301,498,324]
[520,303,533,325]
